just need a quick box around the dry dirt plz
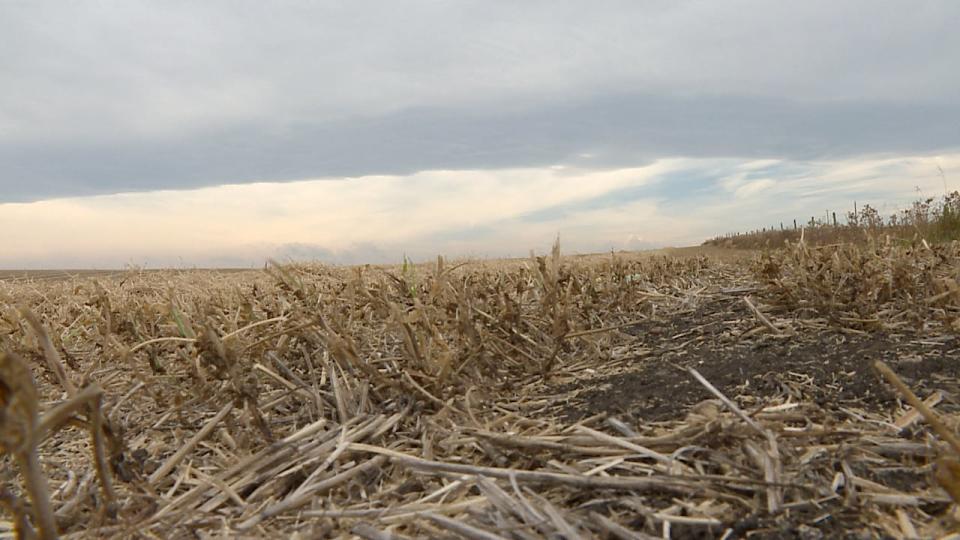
[554,292,960,424]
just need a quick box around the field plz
[2,241,960,539]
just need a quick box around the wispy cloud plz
[1,153,957,268]
[734,179,775,199]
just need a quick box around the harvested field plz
[2,241,960,539]
[0,270,131,284]
[0,269,255,285]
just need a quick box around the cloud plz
[735,179,775,199]
[1,153,958,268]
[2,2,959,266]
[3,94,958,203]
[1,1,959,201]
[271,242,390,266]
[0,164,673,267]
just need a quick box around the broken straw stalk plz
[0,245,958,537]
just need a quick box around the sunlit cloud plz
[0,163,672,267]
[734,179,775,199]
[1,153,958,268]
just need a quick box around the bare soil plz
[554,292,960,424]
[540,287,960,539]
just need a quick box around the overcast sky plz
[2,1,959,267]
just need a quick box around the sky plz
[1,1,959,268]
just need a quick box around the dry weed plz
[756,237,960,332]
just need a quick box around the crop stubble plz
[1,240,960,538]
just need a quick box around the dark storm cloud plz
[3,93,958,202]
[1,1,959,202]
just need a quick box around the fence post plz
[832,212,837,227]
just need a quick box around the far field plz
[0,246,752,283]
[1,240,958,538]
[0,268,254,284]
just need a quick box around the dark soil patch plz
[556,294,960,422]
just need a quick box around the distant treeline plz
[704,191,960,249]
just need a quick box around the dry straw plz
[0,242,958,538]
